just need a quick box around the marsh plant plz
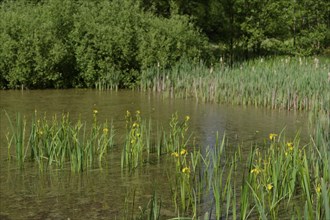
[4,110,329,219]
[140,57,330,112]
[163,112,329,219]
[5,109,114,172]
[166,113,191,153]
[245,125,329,220]
[170,146,193,216]
[121,110,146,171]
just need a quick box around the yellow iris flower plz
[287,142,294,151]
[269,133,278,141]
[182,167,190,174]
[316,184,321,194]
[180,149,188,156]
[251,167,262,175]
[171,152,179,158]
[266,183,273,191]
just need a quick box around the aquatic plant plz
[162,113,329,219]
[120,111,193,174]
[167,113,191,153]
[5,111,26,168]
[4,110,329,219]
[140,57,330,112]
[5,109,114,172]
[122,110,145,171]
[169,143,192,215]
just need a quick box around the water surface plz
[0,89,309,219]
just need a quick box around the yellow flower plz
[182,167,190,174]
[250,167,262,175]
[103,128,109,134]
[93,109,98,114]
[266,183,273,191]
[287,142,294,151]
[132,122,139,128]
[185,115,190,121]
[171,152,179,158]
[180,149,187,156]
[269,133,278,141]
[316,184,321,194]
[136,110,140,115]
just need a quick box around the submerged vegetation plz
[4,109,329,219]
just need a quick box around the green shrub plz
[0,0,77,89]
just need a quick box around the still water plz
[0,90,308,219]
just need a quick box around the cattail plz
[314,57,319,68]
[209,65,214,74]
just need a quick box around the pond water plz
[0,90,309,219]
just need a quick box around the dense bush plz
[1,0,328,89]
[0,0,77,89]
[0,0,207,89]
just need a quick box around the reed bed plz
[5,110,329,219]
[140,57,329,112]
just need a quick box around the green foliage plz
[138,14,208,69]
[0,0,77,89]
[0,0,207,89]
[1,0,329,89]
[142,0,329,57]
[71,0,207,88]
[71,0,140,88]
